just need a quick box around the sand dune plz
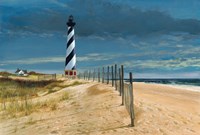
[0,80,200,135]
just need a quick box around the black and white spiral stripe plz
[65,26,76,70]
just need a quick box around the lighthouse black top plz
[67,15,76,27]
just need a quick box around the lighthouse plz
[65,15,77,77]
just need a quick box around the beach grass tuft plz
[0,77,83,118]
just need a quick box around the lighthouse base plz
[65,70,77,78]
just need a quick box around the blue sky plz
[0,0,200,78]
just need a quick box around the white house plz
[15,68,28,76]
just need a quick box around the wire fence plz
[37,74,56,81]
[78,64,135,127]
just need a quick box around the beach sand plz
[0,80,200,135]
[133,82,200,135]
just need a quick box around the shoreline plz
[135,82,200,93]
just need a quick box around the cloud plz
[50,0,68,8]
[122,57,200,71]
[77,53,121,62]
[176,47,200,55]
[1,0,200,37]
[1,56,64,65]
[0,53,121,65]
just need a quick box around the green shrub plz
[60,92,70,101]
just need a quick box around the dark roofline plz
[15,69,28,74]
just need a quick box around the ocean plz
[132,79,200,86]
[129,78,200,92]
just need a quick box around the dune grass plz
[0,77,56,102]
[0,77,82,118]
[1,90,70,118]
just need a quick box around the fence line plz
[79,64,135,127]
[38,74,56,81]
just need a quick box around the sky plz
[0,0,200,78]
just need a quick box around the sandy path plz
[0,81,130,135]
[0,81,200,135]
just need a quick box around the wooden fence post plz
[98,68,100,82]
[85,71,87,80]
[78,73,80,79]
[115,64,117,90]
[107,66,109,84]
[121,65,124,105]
[119,68,121,96]
[102,67,104,83]
[93,69,95,81]
[53,74,55,80]
[129,72,134,127]
[88,70,90,80]
[111,65,114,87]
